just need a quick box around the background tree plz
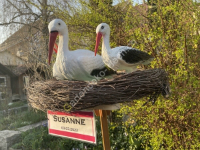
[0,0,72,79]
[0,0,199,149]
[119,0,200,149]
[56,0,200,149]
[54,0,132,52]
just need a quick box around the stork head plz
[48,19,68,64]
[95,23,110,56]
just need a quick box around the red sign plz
[47,110,96,144]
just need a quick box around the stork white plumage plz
[95,23,154,73]
[48,19,113,81]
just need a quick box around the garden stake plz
[99,109,111,150]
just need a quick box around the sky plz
[113,0,143,5]
[0,0,144,45]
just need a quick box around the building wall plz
[11,74,29,101]
[11,77,19,95]
[19,74,25,100]
[0,51,25,66]
[7,40,29,61]
[0,23,45,63]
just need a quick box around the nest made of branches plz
[27,68,170,112]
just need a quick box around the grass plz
[8,101,27,109]
[12,126,88,150]
[0,100,27,111]
[12,121,102,150]
[11,116,135,150]
[0,109,47,131]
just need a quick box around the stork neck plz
[56,33,69,61]
[102,33,111,55]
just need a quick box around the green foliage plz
[12,116,140,150]
[11,118,102,150]
[50,0,200,149]
[119,0,200,149]
[0,109,46,130]
[19,126,86,150]
[54,0,129,53]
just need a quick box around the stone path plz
[0,120,47,150]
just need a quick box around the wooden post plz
[94,109,111,116]
[99,109,111,150]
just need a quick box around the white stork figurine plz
[48,19,115,81]
[95,23,154,73]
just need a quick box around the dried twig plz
[27,68,170,112]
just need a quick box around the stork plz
[95,23,154,73]
[48,19,115,81]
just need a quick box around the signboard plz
[47,110,96,144]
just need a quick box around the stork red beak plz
[53,43,58,53]
[48,31,58,64]
[95,32,102,56]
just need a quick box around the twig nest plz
[27,69,170,112]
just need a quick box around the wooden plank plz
[95,109,111,116]
[106,110,111,116]
[94,109,100,116]
[99,109,111,150]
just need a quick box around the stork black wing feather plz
[120,49,153,64]
[90,67,116,77]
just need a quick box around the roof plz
[0,15,56,53]
[9,65,29,76]
[0,63,17,77]
[0,26,26,52]
[0,50,26,62]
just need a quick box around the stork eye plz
[101,26,104,29]
[58,23,61,25]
